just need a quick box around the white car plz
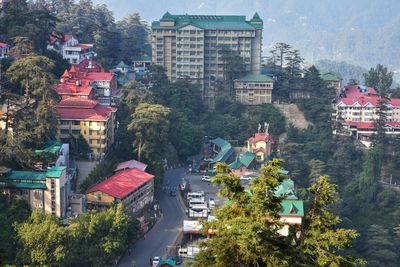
[202,175,211,182]
[240,175,253,181]
[152,256,160,267]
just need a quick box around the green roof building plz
[228,151,256,170]
[319,70,343,94]
[0,166,68,218]
[151,12,263,106]
[234,73,274,105]
[210,138,234,163]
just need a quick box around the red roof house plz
[85,167,155,213]
[56,99,116,121]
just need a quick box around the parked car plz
[169,256,183,265]
[152,256,160,267]
[202,175,211,182]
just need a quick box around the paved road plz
[118,167,186,267]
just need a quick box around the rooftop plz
[152,13,263,30]
[229,151,255,169]
[56,99,116,121]
[211,138,234,163]
[236,74,274,82]
[280,200,304,217]
[248,133,275,144]
[34,141,62,156]
[336,85,400,107]
[319,71,342,81]
[115,160,148,172]
[86,168,154,199]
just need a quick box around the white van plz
[187,191,204,200]
[189,197,205,208]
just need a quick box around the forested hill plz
[93,0,400,74]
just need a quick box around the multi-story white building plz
[47,34,96,64]
[151,12,263,104]
[0,166,68,218]
[333,85,400,147]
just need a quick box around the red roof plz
[0,42,10,47]
[55,83,93,96]
[84,72,114,81]
[344,121,400,130]
[337,85,400,107]
[248,133,275,144]
[71,44,93,50]
[48,34,74,44]
[115,160,148,172]
[86,168,154,199]
[56,99,116,121]
[76,59,105,73]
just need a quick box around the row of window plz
[237,89,272,95]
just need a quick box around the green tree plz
[6,56,56,104]
[127,103,171,162]
[194,159,290,267]
[363,64,393,95]
[293,175,364,266]
[35,101,59,144]
[363,224,398,267]
[16,210,68,266]
[308,159,326,183]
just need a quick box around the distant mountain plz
[93,0,400,77]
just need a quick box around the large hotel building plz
[151,12,263,104]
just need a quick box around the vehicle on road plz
[169,189,177,197]
[189,197,205,208]
[188,204,209,218]
[240,175,253,180]
[201,175,211,182]
[187,191,204,200]
[168,256,183,265]
[152,256,160,267]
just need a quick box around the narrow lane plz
[118,167,186,267]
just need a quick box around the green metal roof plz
[229,151,255,169]
[236,73,274,82]
[46,166,66,178]
[152,14,262,30]
[280,200,304,217]
[211,138,234,163]
[34,141,62,156]
[319,71,342,81]
[3,182,47,190]
[274,179,297,199]
[6,171,47,181]
[211,138,230,149]
[116,61,130,69]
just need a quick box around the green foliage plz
[128,103,171,162]
[363,224,399,267]
[194,161,363,266]
[0,196,30,265]
[16,204,131,267]
[293,175,365,267]
[363,64,393,95]
[316,60,366,85]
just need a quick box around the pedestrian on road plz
[150,258,152,265]
[144,234,147,239]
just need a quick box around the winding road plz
[117,167,186,267]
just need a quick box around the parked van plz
[187,191,204,200]
[189,197,205,208]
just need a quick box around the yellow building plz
[235,74,274,105]
[56,99,117,160]
[247,132,275,163]
[86,164,154,214]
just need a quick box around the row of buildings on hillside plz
[150,12,344,106]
